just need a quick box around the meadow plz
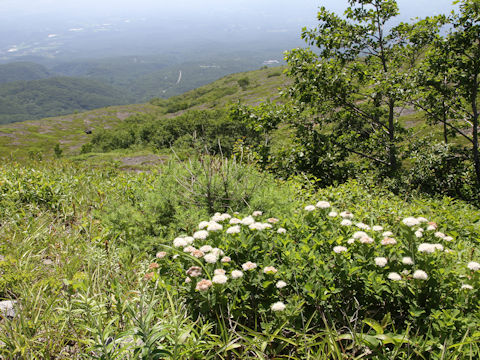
[0,157,479,359]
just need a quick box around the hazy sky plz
[0,0,457,19]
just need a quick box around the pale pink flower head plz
[263,266,278,274]
[191,250,205,258]
[221,256,231,263]
[413,270,428,280]
[271,301,286,312]
[374,257,388,267]
[242,261,257,271]
[231,270,243,279]
[388,272,401,281]
[156,251,167,259]
[467,261,480,271]
[315,201,331,209]
[333,246,348,253]
[186,266,202,278]
[196,279,213,291]
[212,274,228,284]
[381,237,397,245]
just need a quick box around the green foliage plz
[0,77,133,124]
[84,109,260,156]
[0,62,51,84]
[237,77,250,90]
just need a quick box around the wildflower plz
[417,217,429,223]
[271,301,286,312]
[382,231,394,237]
[252,211,263,216]
[156,251,167,259]
[231,270,243,279]
[434,232,446,239]
[381,237,397,245]
[249,222,266,230]
[183,246,196,253]
[304,205,316,212]
[333,246,348,253]
[204,253,218,264]
[185,277,191,283]
[388,272,402,281]
[402,269,410,275]
[462,284,473,290]
[328,211,338,217]
[402,257,414,265]
[200,245,213,253]
[356,223,371,230]
[444,236,453,242]
[360,236,374,244]
[413,270,428,280]
[149,263,159,270]
[144,272,154,280]
[214,269,226,275]
[196,279,213,291]
[426,222,437,231]
[191,250,205,258]
[198,221,210,229]
[211,214,227,222]
[276,280,287,289]
[241,216,255,225]
[184,236,194,245]
[340,211,354,219]
[221,256,231,263]
[186,266,202,277]
[353,231,368,239]
[347,238,355,244]
[212,274,228,284]
[263,266,278,274]
[277,227,287,234]
[242,261,257,271]
[229,218,241,224]
[268,217,279,223]
[467,261,480,271]
[418,243,443,253]
[210,248,224,257]
[415,230,423,238]
[402,217,420,227]
[341,219,353,226]
[207,222,223,232]
[372,225,383,231]
[375,257,388,267]
[193,230,209,240]
[315,201,331,209]
[173,237,188,248]
[263,223,273,229]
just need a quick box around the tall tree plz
[414,0,480,184]
[284,0,431,175]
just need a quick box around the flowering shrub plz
[148,197,480,345]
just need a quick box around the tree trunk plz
[472,82,480,184]
[388,99,397,174]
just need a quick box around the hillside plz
[0,77,135,124]
[0,62,52,84]
[0,66,288,160]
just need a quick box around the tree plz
[284,0,432,175]
[413,0,480,184]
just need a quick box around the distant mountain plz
[0,77,134,124]
[0,62,52,84]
